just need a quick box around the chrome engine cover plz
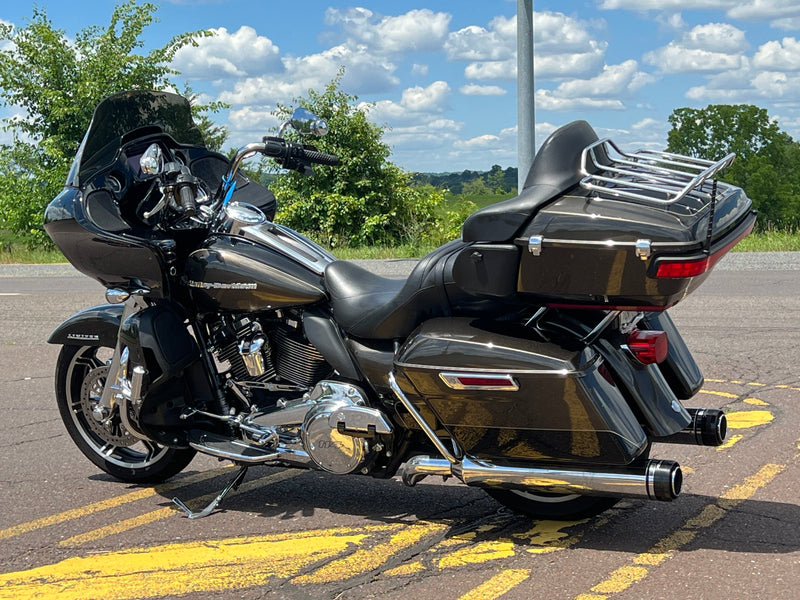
[298,381,393,475]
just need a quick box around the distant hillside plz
[412,165,518,195]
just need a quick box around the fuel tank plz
[184,225,330,312]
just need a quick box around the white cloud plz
[532,61,654,111]
[219,45,398,106]
[400,81,450,112]
[753,38,800,71]
[411,63,429,77]
[600,0,800,28]
[324,7,450,54]
[681,23,748,53]
[551,60,655,97]
[449,12,606,81]
[172,26,281,80]
[534,91,626,111]
[361,81,451,125]
[459,84,507,96]
[644,28,746,74]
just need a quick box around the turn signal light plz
[626,329,669,364]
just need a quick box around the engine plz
[208,314,332,389]
[204,315,393,475]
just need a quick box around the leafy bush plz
[270,73,460,248]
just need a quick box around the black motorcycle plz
[45,90,756,520]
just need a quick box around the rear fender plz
[47,304,123,347]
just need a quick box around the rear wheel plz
[486,489,619,520]
[55,344,195,483]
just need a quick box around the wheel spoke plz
[141,440,160,462]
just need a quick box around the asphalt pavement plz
[0,253,799,600]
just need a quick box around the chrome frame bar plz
[580,137,735,206]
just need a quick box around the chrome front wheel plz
[55,344,195,483]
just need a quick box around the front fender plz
[47,304,123,347]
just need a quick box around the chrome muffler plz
[658,408,727,447]
[402,456,682,502]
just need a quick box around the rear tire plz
[55,344,196,483]
[486,489,619,520]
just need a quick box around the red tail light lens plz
[626,329,669,364]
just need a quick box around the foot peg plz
[173,464,249,519]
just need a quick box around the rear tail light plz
[625,329,669,364]
[654,218,755,279]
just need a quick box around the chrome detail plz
[328,404,393,435]
[139,143,164,175]
[635,239,652,260]
[174,464,249,519]
[238,325,269,377]
[388,372,458,464]
[240,222,335,275]
[439,372,519,392]
[528,235,543,255]
[580,137,735,206]
[302,404,369,474]
[283,107,329,138]
[581,310,622,345]
[67,333,100,342]
[400,456,682,502]
[220,201,266,236]
[105,288,130,304]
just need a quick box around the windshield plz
[68,90,205,186]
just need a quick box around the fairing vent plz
[273,324,332,387]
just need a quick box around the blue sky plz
[3,0,800,173]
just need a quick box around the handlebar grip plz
[178,184,197,217]
[298,147,340,166]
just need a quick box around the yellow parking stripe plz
[0,466,233,541]
[60,469,300,546]
[0,524,403,600]
[458,569,530,600]
[572,458,792,600]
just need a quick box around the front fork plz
[97,293,149,439]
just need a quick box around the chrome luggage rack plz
[580,138,735,208]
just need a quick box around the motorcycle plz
[44,90,756,520]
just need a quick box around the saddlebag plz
[393,317,648,466]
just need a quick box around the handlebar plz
[262,136,340,167]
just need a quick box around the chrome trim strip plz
[439,372,520,391]
[241,223,335,275]
[394,362,575,376]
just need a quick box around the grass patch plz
[732,229,800,252]
[0,231,65,264]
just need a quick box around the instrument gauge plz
[105,175,123,194]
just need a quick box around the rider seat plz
[325,120,600,340]
[324,240,465,340]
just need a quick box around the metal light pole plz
[517,0,535,192]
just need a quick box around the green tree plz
[667,104,800,229]
[0,1,224,245]
[270,73,458,248]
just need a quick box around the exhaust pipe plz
[402,456,682,502]
[659,408,727,447]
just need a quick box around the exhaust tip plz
[695,408,727,446]
[647,459,682,501]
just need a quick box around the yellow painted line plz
[699,389,739,398]
[746,382,767,387]
[458,569,530,600]
[726,410,774,429]
[716,433,743,451]
[572,460,790,600]
[0,466,234,541]
[0,524,402,600]
[744,398,769,406]
[437,540,516,568]
[60,469,300,546]
[292,520,449,584]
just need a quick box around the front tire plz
[486,489,619,520]
[55,344,195,483]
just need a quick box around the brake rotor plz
[79,365,137,447]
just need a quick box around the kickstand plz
[173,464,249,519]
